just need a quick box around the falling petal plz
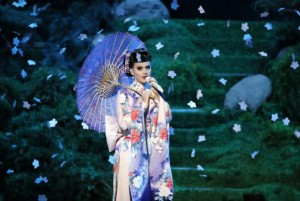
[33,97,41,103]
[251,151,259,159]
[198,5,205,14]
[196,89,203,100]
[6,169,14,174]
[12,0,27,7]
[155,42,164,50]
[124,18,131,23]
[108,155,114,165]
[191,148,195,158]
[258,51,268,57]
[212,109,220,114]
[174,52,180,60]
[171,0,179,10]
[219,78,227,85]
[128,21,140,32]
[28,23,38,28]
[197,22,205,27]
[27,60,36,65]
[197,164,204,171]
[198,135,206,143]
[60,161,67,168]
[162,19,169,24]
[260,12,269,17]
[21,69,27,78]
[47,74,52,80]
[74,114,82,120]
[30,4,38,16]
[78,33,88,40]
[82,122,89,129]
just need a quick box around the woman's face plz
[130,61,151,84]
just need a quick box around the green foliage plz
[268,45,300,123]
[0,67,112,201]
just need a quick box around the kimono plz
[108,80,173,201]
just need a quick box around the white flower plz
[233,123,241,133]
[48,118,58,128]
[212,109,220,114]
[196,89,203,100]
[168,70,177,78]
[81,122,89,130]
[211,49,220,57]
[38,194,48,201]
[290,61,299,70]
[198,135,206,143]
[78,33,88,40]
[155,42,164,50]
[27,60,36,65]
[32,159,39,169]
[187,101,196,108]
[119,93,126,104]
[133,175,143,189]
[239,101,247,111]
[294,130,300,138]
[258,51,268,57]
[271,113,278,122]
[282,117,290,126]
[264,23,273,30]
[23,101,30,109]
[241,22,249,32]
[159,185,171,197]
[219,78,227,85]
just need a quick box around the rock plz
[276,46,292,60]
[113,0,169,20]
[224,74,272,112]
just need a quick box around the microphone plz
[146,77,164,93]
[146,77,166,101]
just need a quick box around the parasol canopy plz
[76,32,146,133]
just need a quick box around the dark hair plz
[125,48,152,77]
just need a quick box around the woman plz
[112,48,173,201]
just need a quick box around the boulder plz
[113,0,169,20]
[224,74,272,112]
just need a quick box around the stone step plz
[170,108,226,128]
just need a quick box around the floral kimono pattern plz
[111,80,173,201]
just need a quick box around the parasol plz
[76,32,146,133]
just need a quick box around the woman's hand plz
[141,90,156,109]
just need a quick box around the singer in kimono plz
[107,48,173,201]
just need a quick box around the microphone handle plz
[152,85,166,102]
